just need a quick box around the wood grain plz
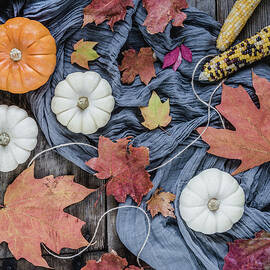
[1,0,270,269]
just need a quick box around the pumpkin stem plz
[10,48,22,62]
[207,198,220,211]
[0,132,10,146]
[77,97,89,110]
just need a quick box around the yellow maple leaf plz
[140,91,172,130]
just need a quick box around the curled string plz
[27,55,225,265]
[41,205,151,267]
[148,55,225,172]
[27,142,97,168]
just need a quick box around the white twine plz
[148,55,225,172]
[26,55,224,266]
[42,205,151,267]
[27,142,97,167]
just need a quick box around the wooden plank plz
[187,0,216,18]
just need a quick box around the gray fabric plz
[2,1,270,269]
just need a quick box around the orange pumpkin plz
[0,17,56,94]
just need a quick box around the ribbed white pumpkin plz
[51,71,115,135]
[179,168,245,234]
[0,105,38,172]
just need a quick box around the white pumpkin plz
[179,168,245,234]
[51,71,115,135]
[0,105,38,172]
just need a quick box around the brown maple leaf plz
[146,188,176,218]
[142,0,188,34]
[119,47,156,85]
[82,250,143,270]
[83,0,134,30]
[197,73,270,175]
[0,164,95,268]
[86,136,153,205]
[224,231,270,270]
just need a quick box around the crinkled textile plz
[2,1,270,269]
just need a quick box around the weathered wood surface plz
[0,0,270,269]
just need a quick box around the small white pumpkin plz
[51,71,115,135]
[179,168,245,234]
[0,105,38,172]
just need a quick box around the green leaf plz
[71,39,99,69]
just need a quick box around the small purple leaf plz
[180,44,192,62]
[173,50,182,71]
[162,47,180,69]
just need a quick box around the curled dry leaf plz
[82,250,143,269]
[83,0,134,30]
[0,164,95,268]
[71,39,99,70]
[142,0,188,34]
[223,231,270,270]
[119,47,156,85]
[140,91,172,130]
[86,136,153,205]
[197,73,270,175]
[146,188,176,218]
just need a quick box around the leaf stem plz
[159,126,171,136]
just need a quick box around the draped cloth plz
[2,1,270,269]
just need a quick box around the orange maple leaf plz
[86,136,153,205]
[197,73,270,175]
[0,164,95,268]
[146,188,176,218]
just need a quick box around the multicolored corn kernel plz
[217,0,262,51]
[199,25,270,82]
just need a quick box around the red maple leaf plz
[86,136,153,205]
[119,47,156,85]
[83,0,134,30]
[142,0,188,34]
[0,164,95,268]
[82,251,143,270]
[223,231,270,270]
[197,73,270,175]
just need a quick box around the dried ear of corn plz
[217,0,262,51]
[199,25,270,82]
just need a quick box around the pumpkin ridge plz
[26,34,51,49]
[65,77,81,95]
[186,186,205,201]
[22,62,46,78]
[66,109,81,127]
[218,208,234,224]
[6,62,13,92]
[7,142,19,166]
[92,104,111,114]
[12,139,35,152]
[3,25,14,48]
[188,207,208,224]
[54,104,78,115]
